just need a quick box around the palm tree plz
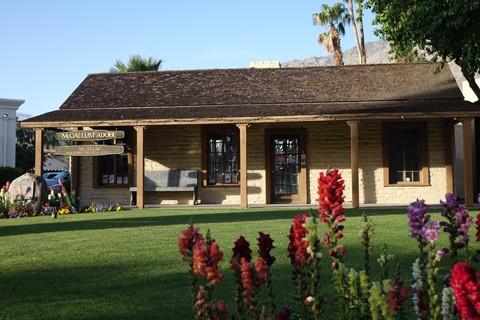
[110,54,162,72]
[344,0,367,64]
[313,3,351,66]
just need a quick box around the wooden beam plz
[444,120,455,194]
[70,127,80,197]
[34,128,44,176]
[135,126,145,209]
[347,121,359,208]
[462,118,474,206]
[236,124,248,209]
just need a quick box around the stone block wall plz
[78,119,448,207]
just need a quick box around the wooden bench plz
[129,170,199,205]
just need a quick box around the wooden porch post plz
[347,121,359,208]
[462,118,474,206]
[34,128,44,176]
[236,124,248,209]
[444,120,455,194]
[135,126,145,209]
[70,127,80,196]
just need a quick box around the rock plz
[9,173,49,215]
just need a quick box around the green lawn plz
[0,207,473,319]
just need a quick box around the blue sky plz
[1,1,379,117]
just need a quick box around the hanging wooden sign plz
[55,130,125,141]
[54,145,124,156]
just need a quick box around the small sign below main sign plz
[55,145,124,156]
[55,130,125,141]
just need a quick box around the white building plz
[0,98,25,167]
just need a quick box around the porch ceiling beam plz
[20,113,480,129]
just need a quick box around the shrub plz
[0,166,25,186]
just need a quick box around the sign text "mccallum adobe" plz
[55,130,125,141]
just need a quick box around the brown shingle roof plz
[23,63,478,126]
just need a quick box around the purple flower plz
[407,199,431,240]
[422,221,440,244]
[440,193,461,217]
[440,193,474,248]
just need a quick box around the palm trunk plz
[355,0,367,64]
[331,26,344,66]
[346,0,362,64]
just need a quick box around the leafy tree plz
[110,54,162,72]
[366,0,480,101]
[313,3,351,66]
[344,0,366,64]
[15,123,59,172]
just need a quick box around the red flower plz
[451,262,480,319]
[288,214,311,267]
[230,236,252,272]
[255,257,269,286]
[192,232,224,285]
[211,300,229,320]
[240,257,269,308]
[178,223,203,262]
[317,169,345,226]
[389,280,409,312]
[258,232,276,267]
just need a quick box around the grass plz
[0,207,476,319]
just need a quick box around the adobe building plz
[21,63,480,208]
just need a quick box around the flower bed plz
[179,169,480,320]
[0,179,124,218]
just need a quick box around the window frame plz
[201,125,240,187]
[93,127,133,188]
[382,122,429,186]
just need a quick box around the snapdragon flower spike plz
[440,193,461,216]
[441,193,474,246]
[288,213,311,267]
[192,230,224,285]
[240,257,268,310]
[422,221,441,245]
[257,232,276,267]
[407,199,430,240]
[230,236,252,272]
[317,169,345,226]
[450,262,480,319]
[178,223,203,263]
[388,280,409,312]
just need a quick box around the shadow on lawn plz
[1,262,194,320]
[0,207,406,237]
[1,251,427,320]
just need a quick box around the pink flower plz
[422,221,440,245]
